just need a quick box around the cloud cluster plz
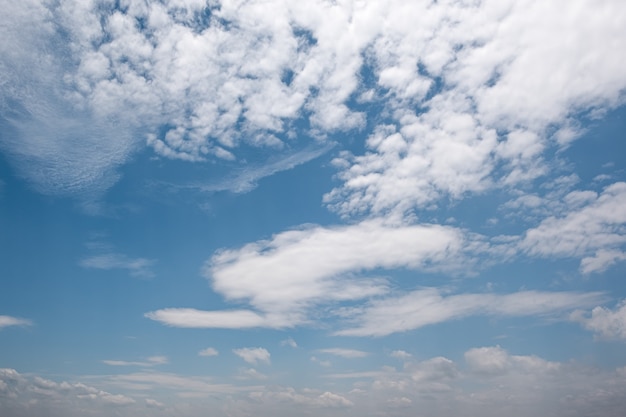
[2,0,623,200]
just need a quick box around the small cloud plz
[80,253,156,278]
[0,315,32,329]
[310,356,332,367]
[102,356,168,367]
[145,398,165,409]
[280,337,297,348]
[233,347,270,365]
[318,348,369,358]
[571,300,626,340]
[390,350,412,360]
[198,347,219,357]
[237,368,268,380]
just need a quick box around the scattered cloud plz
[233,348,271,365]
[521,182,626,273]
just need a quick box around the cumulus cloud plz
[3,0,622,202]
[571,300,626,340]
[233,347,271,365]
[521,182,626,273]
[0,315,32,329]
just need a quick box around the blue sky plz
[1,0,626,416]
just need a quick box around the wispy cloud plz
[318,348,369,359]
[0,315,32,329]
[102,356,168,367]
[335,289,606,337]
[80,253,156,278]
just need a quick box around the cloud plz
[250,387,353,408]
[145,308,271,329]
[464,346,559,376]
[0,368,136,413]
[102,356,168,367]
[233,348,270,365]
[521,182,626,273]
[237,368,268,381]
[4,0,623,203]
[280,338,298,348]
[183,143,336,194]
[198,347,219,357]
[390,350,412,360]
[336,288,605,337]
[571,300,626,340]
[80,253,156,278]
[148,219,479,331]
[318,348,369,359]
[0,315,32,329]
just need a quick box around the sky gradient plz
[1,0,626,416]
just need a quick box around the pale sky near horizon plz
[1,0,626,416]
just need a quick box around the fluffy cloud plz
[3,0,623,201]
[233,347,271,365]
[571,300,626,340]
[521,182,626,273]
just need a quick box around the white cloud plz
[233,347,271,365]
[0,368,136,411]
[148,219,480,331]
[318,348,369,359]
[80,253,156,278]
[250,387,353,408]
[336,288,605,337]
[237,368,268,381]
[4,0,622,203]
[390,350,412,360]
[198,347,219,357]
[145,308,272,329]
[464,346,559,376]
[102,356,168,367]
[280,338,297,349]
[571,300,626,340]
[521,182,626,273]
[0,315,32,329]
